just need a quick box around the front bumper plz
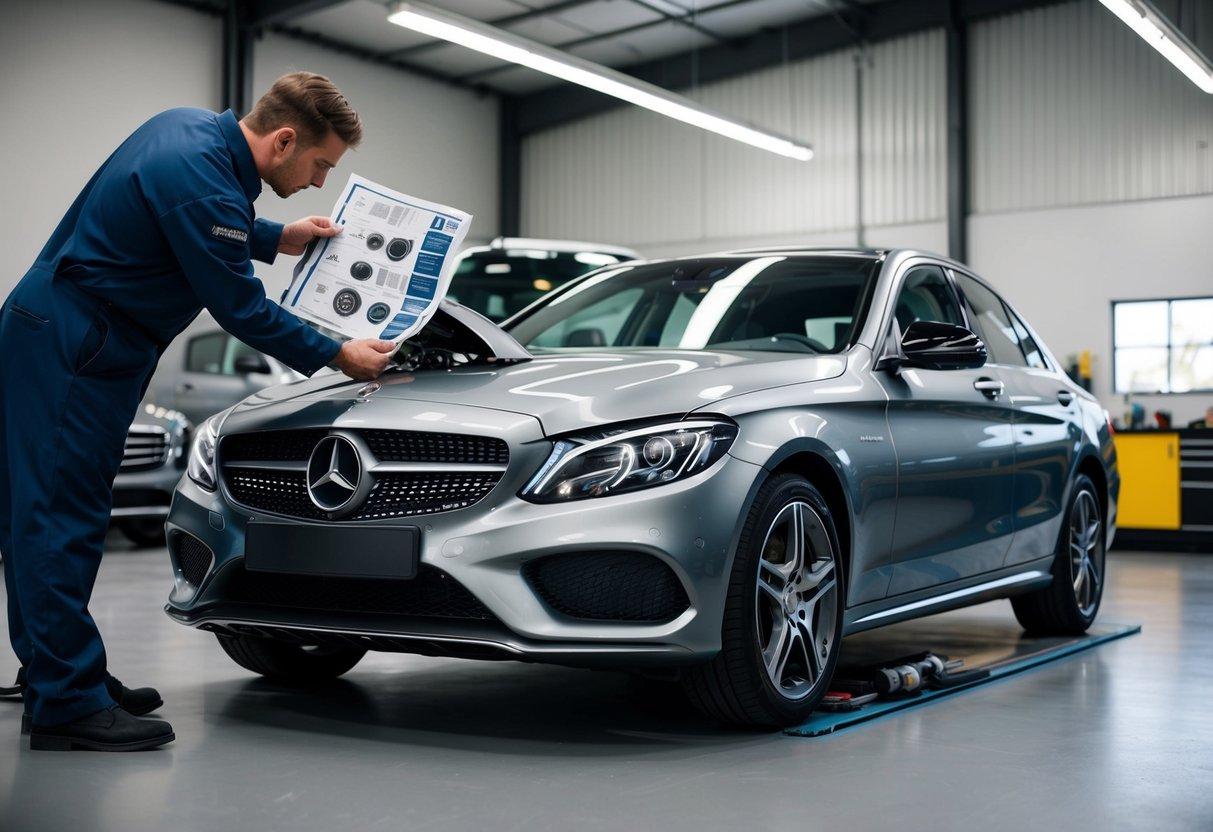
[164,431,764,667]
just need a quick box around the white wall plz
[970,194,1213,425]
[521,29,946,254]
[251,32,500,297]
[0,0,222,298]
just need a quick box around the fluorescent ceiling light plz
[387,1,814,161]
[1098,0,1213,93]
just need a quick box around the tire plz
[682,474,845,728]
[1011,474,1105,635]
[118,518,167,549]
[216,634,365,684]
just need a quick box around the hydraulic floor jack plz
[821,651,991,712]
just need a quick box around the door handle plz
[1057,390,1074,406]
[973,378,1004,398]
[177,382,194,393]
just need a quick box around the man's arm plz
[250,218,284,265]
[158,195,392,379]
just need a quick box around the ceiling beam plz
[456,0,763,84]
[623,0,730,45]
[513,0,1068,136]
[245,0,346,28]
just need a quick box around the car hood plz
[233,349,846,436]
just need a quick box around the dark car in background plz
[447,237,640,322]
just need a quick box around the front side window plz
[506,256,879,355]
[893,266,964,331]
[955,274,1028,367]
[1114,297,1213,393]
[185,332,226,374]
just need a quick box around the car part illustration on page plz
[283,174,473,341]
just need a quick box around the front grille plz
[523,552,691,623]
[361,430,508,465]
[121,426,170,472]
[225,564,495,621]
[172,532,214,587]
[219,428,508,522]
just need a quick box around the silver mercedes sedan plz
[164,248,1118,727]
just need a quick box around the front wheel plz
[1011,474,1105,635]
[216,634,365,684]
[682,474,844,728]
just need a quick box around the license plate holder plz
[245,522,420,580]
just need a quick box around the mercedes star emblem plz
[306,434,365,515]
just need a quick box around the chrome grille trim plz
[120,425,171,472]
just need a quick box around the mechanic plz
[0,72,396,752]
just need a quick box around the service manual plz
[282,173,473,342]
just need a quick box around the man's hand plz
[334,338,396,381]
[279,216,341,256]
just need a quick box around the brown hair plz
[245,71,362,148]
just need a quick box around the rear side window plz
[1006,307,1048,369]
[186,332,226,374]
[954,274,1028,367]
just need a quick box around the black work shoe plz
[106,676,163,717]
[17,676,162,735]
[29,706,174,752]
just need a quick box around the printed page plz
[283,174,473,342]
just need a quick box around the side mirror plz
[233,354,272,375]
[897,320,987,371]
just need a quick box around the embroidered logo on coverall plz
[210,225,248,244]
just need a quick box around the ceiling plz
[222,0,875,95]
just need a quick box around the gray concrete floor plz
[1,542,1210,832]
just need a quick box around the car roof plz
[485,237,642,258]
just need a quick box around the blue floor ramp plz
[785,622,1141,738]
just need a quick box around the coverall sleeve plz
[158,195,342,377]
[251,218,284,265]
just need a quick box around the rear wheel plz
[682,475,844,728]
[216,634,366,683]
[1011,474,1105,635]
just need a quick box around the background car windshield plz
[506,256,878,354]
[448,249,622,322]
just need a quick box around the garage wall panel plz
[0,0,222,297]
[522,31,946,253]
[861,29,947,229]
[971,0,1213,214]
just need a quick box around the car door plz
[877,263,1018,595]
[173,331,276,424]
[953,271,1078,567]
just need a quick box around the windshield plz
[505,255,879,354]
[447,249,624,322]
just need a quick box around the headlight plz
[521,419,738,503]
[186,411,226,491]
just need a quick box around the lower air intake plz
[523,552,690,623]
[172,532,214,587]
[226,564,496,621]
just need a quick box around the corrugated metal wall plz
[521,30,946,249]
[971,1,1213,214]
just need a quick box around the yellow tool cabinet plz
[1114,432,1180,530]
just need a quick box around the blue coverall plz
[0,108,341,727]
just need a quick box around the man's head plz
[241,72,362,198]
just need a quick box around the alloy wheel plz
[754,500,839,701]
[1069,489,1103,617]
